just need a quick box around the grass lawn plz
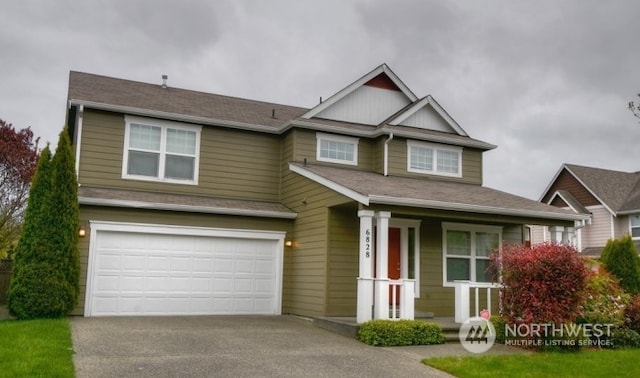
[0,318,75,377]
[424,349,640,378]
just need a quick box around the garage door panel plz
[88,227,281,316]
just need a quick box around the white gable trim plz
[388,96,468,137]
[563,165,616,216]
[288,163,370,205]
[301,63,417,120]
[546,191,586,214]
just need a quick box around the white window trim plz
[407,140,462,178]
[442,222,502,287]
[390,218,422,298]
[630,215,640,240]
[123,115,201,185]
[316,132,359,166]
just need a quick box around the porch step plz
[441,325,461,343]
[313,317,359,338]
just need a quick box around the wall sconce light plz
[78,226,86,237]
[285,240,293,247]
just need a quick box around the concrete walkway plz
[70,315,526,378]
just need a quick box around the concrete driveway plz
[70,315,456,377]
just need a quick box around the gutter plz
[368,195,590,222]
[68,99,282,134]
[383,132,393,176]
[79,196,298,219]
[74,104,84,176]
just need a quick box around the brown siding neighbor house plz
[65,64,585,322]
[533,163,640,256]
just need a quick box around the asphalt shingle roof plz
[565,164,640,213]
[68,71,308,129]
[292,163,583,221]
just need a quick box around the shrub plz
[489,242,589,325]
[578,266,630,327]
[7,262,75,319]
[490,315,508,344]
[610,327,640,349]
[357,320,445,346]
[625,293,640,333]
[600,235,640,295]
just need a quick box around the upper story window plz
[316,132,358,166]
[123,116,201,185]
[631,215,640,239]
[442,222,501,286]
[407,140,462,177]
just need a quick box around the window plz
[123,116,201,184]
[442,223,501,285]
[407,141,462,177]
[316,133,358,165]
[631,215,640,239]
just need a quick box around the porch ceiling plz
[289,162,588,222]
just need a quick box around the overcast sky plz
[1,0,639,200]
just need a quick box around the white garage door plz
[85,222,284,316]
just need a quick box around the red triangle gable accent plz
[364,73,401,91]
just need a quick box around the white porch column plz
[374,211,391,319]
[356,210,375,324]
[400,279,415,320]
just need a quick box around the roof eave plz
[78,196,298,219]
[368,195,589,222]
[68,99,283,134]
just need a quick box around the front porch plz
[354,210,501,325]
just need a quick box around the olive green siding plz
[74,205,293,316]
[287,129,377,171]
[79,110,282,201]
[326,206,359,316]
[279,167,352,317]
[384,137,483,184]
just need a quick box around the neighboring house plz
[65,64,585,322]
[533,163,640,256]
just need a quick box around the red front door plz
[388,227,401,304]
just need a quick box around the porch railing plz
[389,279,414,320]
[454,280,500,323]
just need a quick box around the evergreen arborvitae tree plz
[46,128,80,312]
[8,127,81,318]
[600,235,640,295]
[7,146,56,318]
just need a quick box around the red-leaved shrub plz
[489,242,589,325]
[625,293,640,333]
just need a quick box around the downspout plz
[74,104,84,177]
[383,132,394,176]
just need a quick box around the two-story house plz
[66,64,585,322]
[533,163,640,256]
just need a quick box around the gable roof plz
[290,162,587,222]
[301,63,417,120]
[540,163,640,215]
[548,190,590,215]
[68,68,497,150]
[387,95,468,136]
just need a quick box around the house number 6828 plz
[364,229,371,258]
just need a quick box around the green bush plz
[578,266,630,327]
[7,262,75,319]
[357,320,445,346]
[610,327,640,349]
[490,315,508,344]
[600,236,640,295]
